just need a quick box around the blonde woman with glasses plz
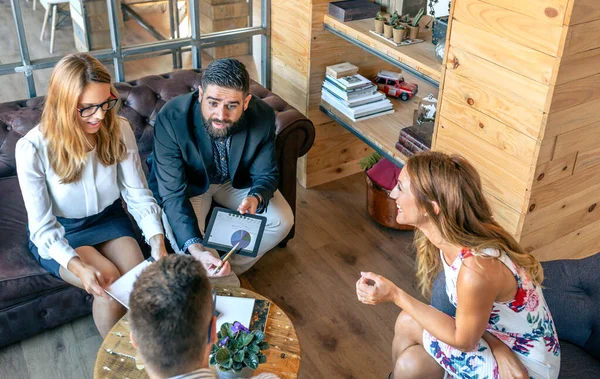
[16,53,167,337]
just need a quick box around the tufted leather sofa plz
[431,253,600,378]
[0,69,315,347]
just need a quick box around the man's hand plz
[237,196,259,215]
[188,243,231,277]
[149,234,168,260]
[483,332,528,379]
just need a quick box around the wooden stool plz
[39,0,70,54]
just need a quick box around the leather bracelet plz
[251,193,263,207]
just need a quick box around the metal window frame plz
[5,0,271,98]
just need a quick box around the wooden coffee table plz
[94,286,301,378]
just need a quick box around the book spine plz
[399,130,429,151]
[395,142,415,157]
[398,135,425,153]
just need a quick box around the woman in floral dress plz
[356,151,560,379]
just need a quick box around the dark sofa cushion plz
[0,176,72,310]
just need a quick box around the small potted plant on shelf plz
[383,18,393,39]
[210,321,270,379]
[408,7,425,40]
[374,11,385,34]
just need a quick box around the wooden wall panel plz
[566,0,600,25]
[442,71,545,139]
[553,121,600,158]
[531,152,577,190]
[545,97,600,139]
[449,21,557,85]
[453,0,564,56]
[550,73,600,112]
[479,0,569,26]
[439,99,537,164]
[563,19,600,55]
[554,48,600,85]
[445,46,552,111]
[529,218,600,261]
[574,146,600,173]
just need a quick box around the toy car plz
[372,70,418,101]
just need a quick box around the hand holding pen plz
[211,242,240,276]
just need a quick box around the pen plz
[211,242,240,276]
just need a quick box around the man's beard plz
[203,113,245,139]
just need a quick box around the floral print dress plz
[422,248,561,379]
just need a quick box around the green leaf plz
[220,323,232,338]
[233,350,245,363]
[240,333,254,347]
[249,344,260,355]
[259,341,270,350]
[215,348,231,365]
[244,354,259,370]
[233,361,243,371]
[209,355,217,366]
[253,331,266,343]
[211,344,219,354]
[258,354,267,364]
[222,358,233,369]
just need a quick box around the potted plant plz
[393,24,405,43]
[374,12,385,34]
[210,321,270,378]
[359,153,413,231]
[408,7,425,40]
[383,19,393,39]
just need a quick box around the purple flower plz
[231,321,249,333]
[219,336,229,347]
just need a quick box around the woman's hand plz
[149,234,168,260]
[483,332,528,379]
[356,271,402,305]
[68,258,106,298]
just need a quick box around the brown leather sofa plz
[0,69,315,347]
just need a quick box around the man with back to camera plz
[147,58,294,279]
[128,254,279,379]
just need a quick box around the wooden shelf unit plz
[322,14,442,85]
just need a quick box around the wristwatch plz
[250,193,264,212]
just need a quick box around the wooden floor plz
[0,173,421,379]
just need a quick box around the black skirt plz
[28,199,137,278]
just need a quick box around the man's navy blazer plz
[147,90,278,250]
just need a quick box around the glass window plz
[387,79,397,86]
[375,77,386,84]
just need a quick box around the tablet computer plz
[202,207,267,258]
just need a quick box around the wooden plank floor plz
[0,173,420,378]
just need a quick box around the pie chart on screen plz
[231,230,252,249]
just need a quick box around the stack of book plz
[395,122,434,157]
[321,63,394,122]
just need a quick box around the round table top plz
[94,286,301,379]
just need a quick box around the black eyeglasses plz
[208,290,217,344]
[77,94,119,118]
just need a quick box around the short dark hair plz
[129,255,213,377]
[201,58,250,94]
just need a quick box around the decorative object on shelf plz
[383,19,393,38]
[328,0,382,22]
[326,62,359,78]
[369,30,424,46]
[374,0,428,16]
[396,121,434,157]
[393,24,406,43]
[374,11,385,34]
[416,93,438,124]
[408,7,425,40]
[210,321,270,378]
[428,0,451,44]
[361,153,414,231]
[432,15,449,45]
[435,40,445,63]
[372,70,418,101]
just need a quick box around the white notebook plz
[215,296,255,330]
[104,257,154,309]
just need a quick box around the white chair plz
[39,0,70,54]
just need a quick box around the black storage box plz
[328,1,381,22]
[432,16,449,45]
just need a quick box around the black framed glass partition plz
[0,0,270,102]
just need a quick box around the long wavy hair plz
[41,53,125,183]
[406,151,543,298]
